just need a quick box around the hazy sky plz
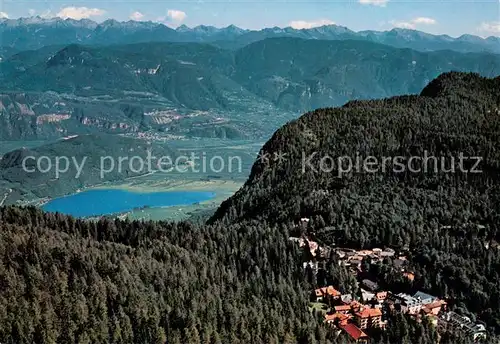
[1,0,499,37]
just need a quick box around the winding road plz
[0,188,12,206]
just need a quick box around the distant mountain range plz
[1,17,499,56]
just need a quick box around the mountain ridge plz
[1,16,499,54]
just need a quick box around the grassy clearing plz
[308,302,329,315]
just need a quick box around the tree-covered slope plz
[0,206,321,344]
[210,72,500,332]
[233,38,500,111]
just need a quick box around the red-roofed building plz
[422,300,447,316]
[314,286,341,302]
[349,300,364,313]
[355,308,383,329]
[334,305,352,314]
[324,312,349,326]
[403,272,415,281]
[340,323,369,343]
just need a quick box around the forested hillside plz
[212,72,500,225]
[0,206,322,343]
[211,72,500,333]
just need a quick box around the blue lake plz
[42,189,216,218]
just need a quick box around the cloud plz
[156,9,187,26]
[359,0,389,7]
[478,21,500,35]
[289,19,335,30]
[390,17,437,30]
[390,21,416,29]
[412,17,436,25]
[167,9,187,22]
[0,12,9,19]
[57,7,106,20]
[130,11,145,21]
[29,9,36,17]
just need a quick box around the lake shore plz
[102,178,242,221]
[40,176,243,221]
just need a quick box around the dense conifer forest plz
[0,206,323,343]
[1,72,499,343]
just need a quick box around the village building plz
[413,291,438,305]
[303,261,318,274]
[341,294,353,304]
[361,290,376,303]
[354,307,383,330]
[438,312,487,341]
[314,286,341,302]
[380,248,396,257]
[334,305,352,314]
[376,291,388,302]
[349,300,364,313]
[422,300,447,316]
[325,312,349,326]
[399,293,423,314]
[387,293,424,314]
[307,240,319,256]
[339,323,369,343]
[361,279,379,292]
